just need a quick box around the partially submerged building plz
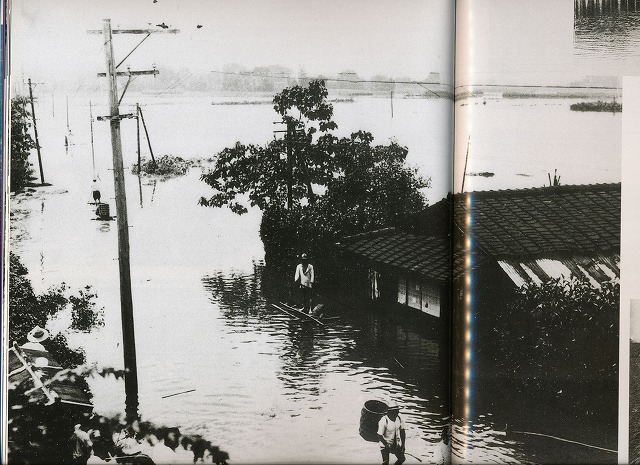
[335,183,620,318]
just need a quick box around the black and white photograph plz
[5,0,636,464]
[5,1,454,464]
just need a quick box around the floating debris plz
[131,155,194,178]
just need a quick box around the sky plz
[8,0,455,90]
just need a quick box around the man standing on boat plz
[294,253,314,313]
[377,401,406,465]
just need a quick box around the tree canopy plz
[10,97,36,192]
[200,80,430,264]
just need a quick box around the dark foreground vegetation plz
[8,254,230,464]
[469,277,619,436]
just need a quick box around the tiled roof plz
[453,183,620,259]
[336,228,451,281]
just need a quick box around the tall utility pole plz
[103,18,139,421]
[90,18,177,421]
[90,101,96,175]
[286,121,294,210]
[27,79,45,184]
[137,105,156,164]
[136,103,141,169]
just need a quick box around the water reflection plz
[575,0,640,56]
[97,221,111,233]
[201,265,450,462]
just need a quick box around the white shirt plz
[295,263,314,288]
[377,414,405,449]
[21,341,46,351]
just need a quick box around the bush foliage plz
[481,276,619,413]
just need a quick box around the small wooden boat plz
[271,301,326,326]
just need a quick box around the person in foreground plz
[377,401,406,465]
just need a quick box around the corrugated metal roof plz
[498,254,620,288]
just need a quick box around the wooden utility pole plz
[136,103,141,169]
[90,101,96,175]
[137,105,156,164]
[91,18,177,422]
[27,79,45,184]
[286,121,294,210]
[102,18,139,421]
[390,90,394,118]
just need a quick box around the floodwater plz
[456,94,621,193]
[10,92,621,463]
[574,0,640,58]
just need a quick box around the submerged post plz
[102,18,139,421]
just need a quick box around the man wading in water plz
[294,253,314,312]
[377,401,406,465]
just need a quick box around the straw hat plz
[387,400,400,410]
[301,253,308,259]
[27,326,49,343]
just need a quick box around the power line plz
[209,69,448,86]
[455,83,620,90]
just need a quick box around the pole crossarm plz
[96,113,137,121]
[98,69,158,78]
[87,28,179,35]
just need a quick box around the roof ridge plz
[455,182,620,198]
[337,227,397,244]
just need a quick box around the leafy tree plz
[10,97,36,192]
[200,80,429,265]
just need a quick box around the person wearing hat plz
[377,401,406,465]
[294,253,314,312]
[21,326,50,351]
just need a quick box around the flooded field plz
[10,93,621,463]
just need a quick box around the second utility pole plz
[103,18,139,421]
[27,79,45,184]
